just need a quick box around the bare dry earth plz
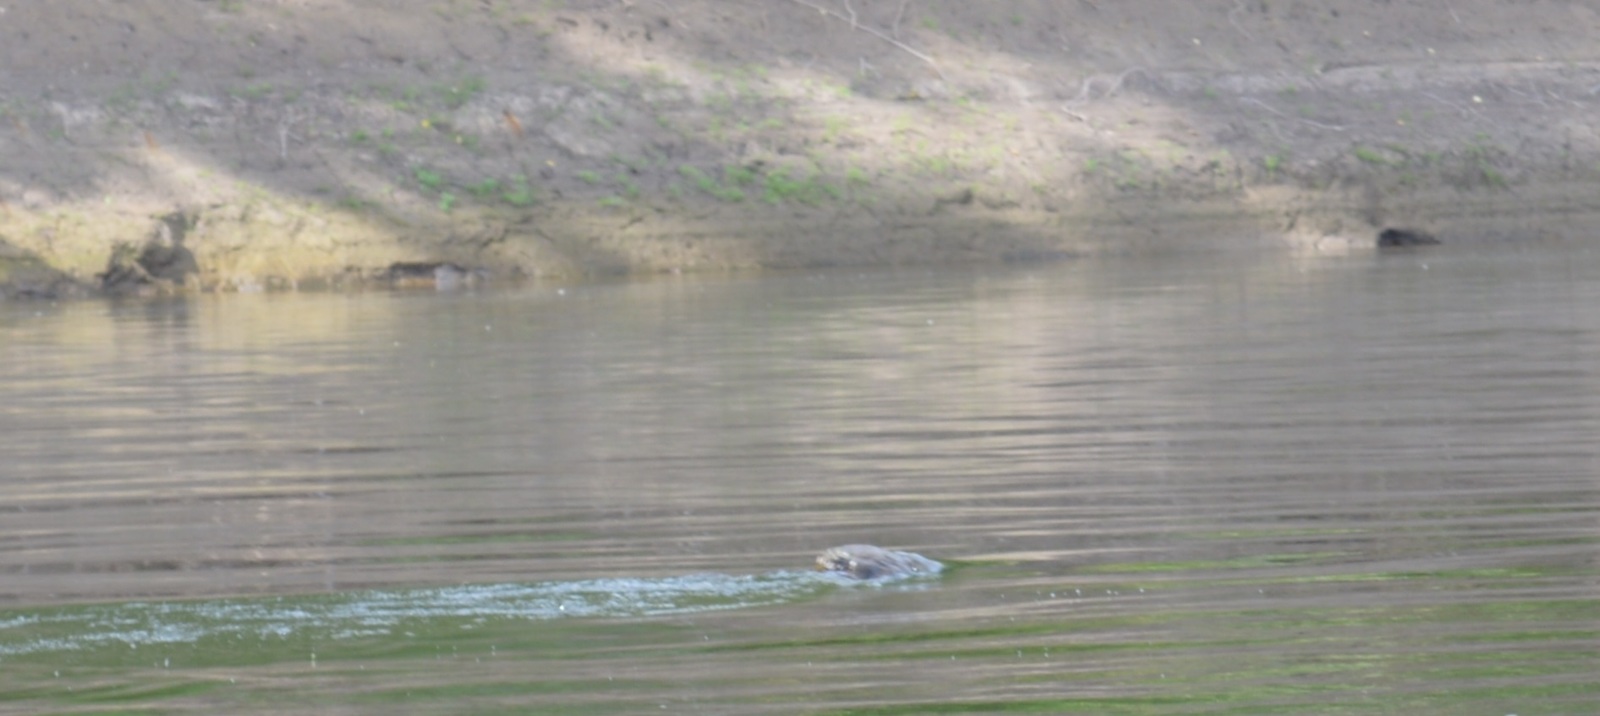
[1,0,1599,295]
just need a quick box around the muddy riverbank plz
[3,1,1599,296]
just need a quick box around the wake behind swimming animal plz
[814,545,942,580]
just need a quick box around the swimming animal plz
[814,544,942,580]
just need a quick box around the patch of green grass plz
[1262,153,1283,177]
[614,174,641,199]
[576,170,603,185]
[917,154,956,176]
[438,192,457,212]
[597,196,627,208]
[610,154,647,172]
[1476,163,1507,188]
[679,165,744,202]
[641,64,671,85]
[389,86,423,113]
[350,129,370,144]
[237,83,273,100]
[438,76,486,109]
[414,167,445,192]
[1353,146,1391,165]
[723,165,758,187]
[762,168,840,205]
[821,115,850,143]
[502,176,535,207]
[1463,144,1510,189]
[468,179,501,199]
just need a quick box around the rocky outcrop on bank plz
[1,1,1598,296]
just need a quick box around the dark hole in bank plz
[1377,227,1440,247]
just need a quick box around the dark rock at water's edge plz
[815,545,942,580]
[99,211,200,294]
[1377,227,1441,248]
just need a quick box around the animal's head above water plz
[814,544,942,580]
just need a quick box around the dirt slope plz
[2,0,1598,295]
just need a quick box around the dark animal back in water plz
[814,545,942,580]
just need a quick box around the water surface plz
[2,247,1597,713]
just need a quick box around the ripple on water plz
[0,571,856,657]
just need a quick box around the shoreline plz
[6,168,1596,298]
[3,2,1598,297]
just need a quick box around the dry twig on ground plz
[786,0,945,79]
[1241,97,1346,131]
[1065,66,1147,105]
[1227,0,1253,40]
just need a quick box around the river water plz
[1,247,1597,714]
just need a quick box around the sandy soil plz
[1,0,1598,295]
